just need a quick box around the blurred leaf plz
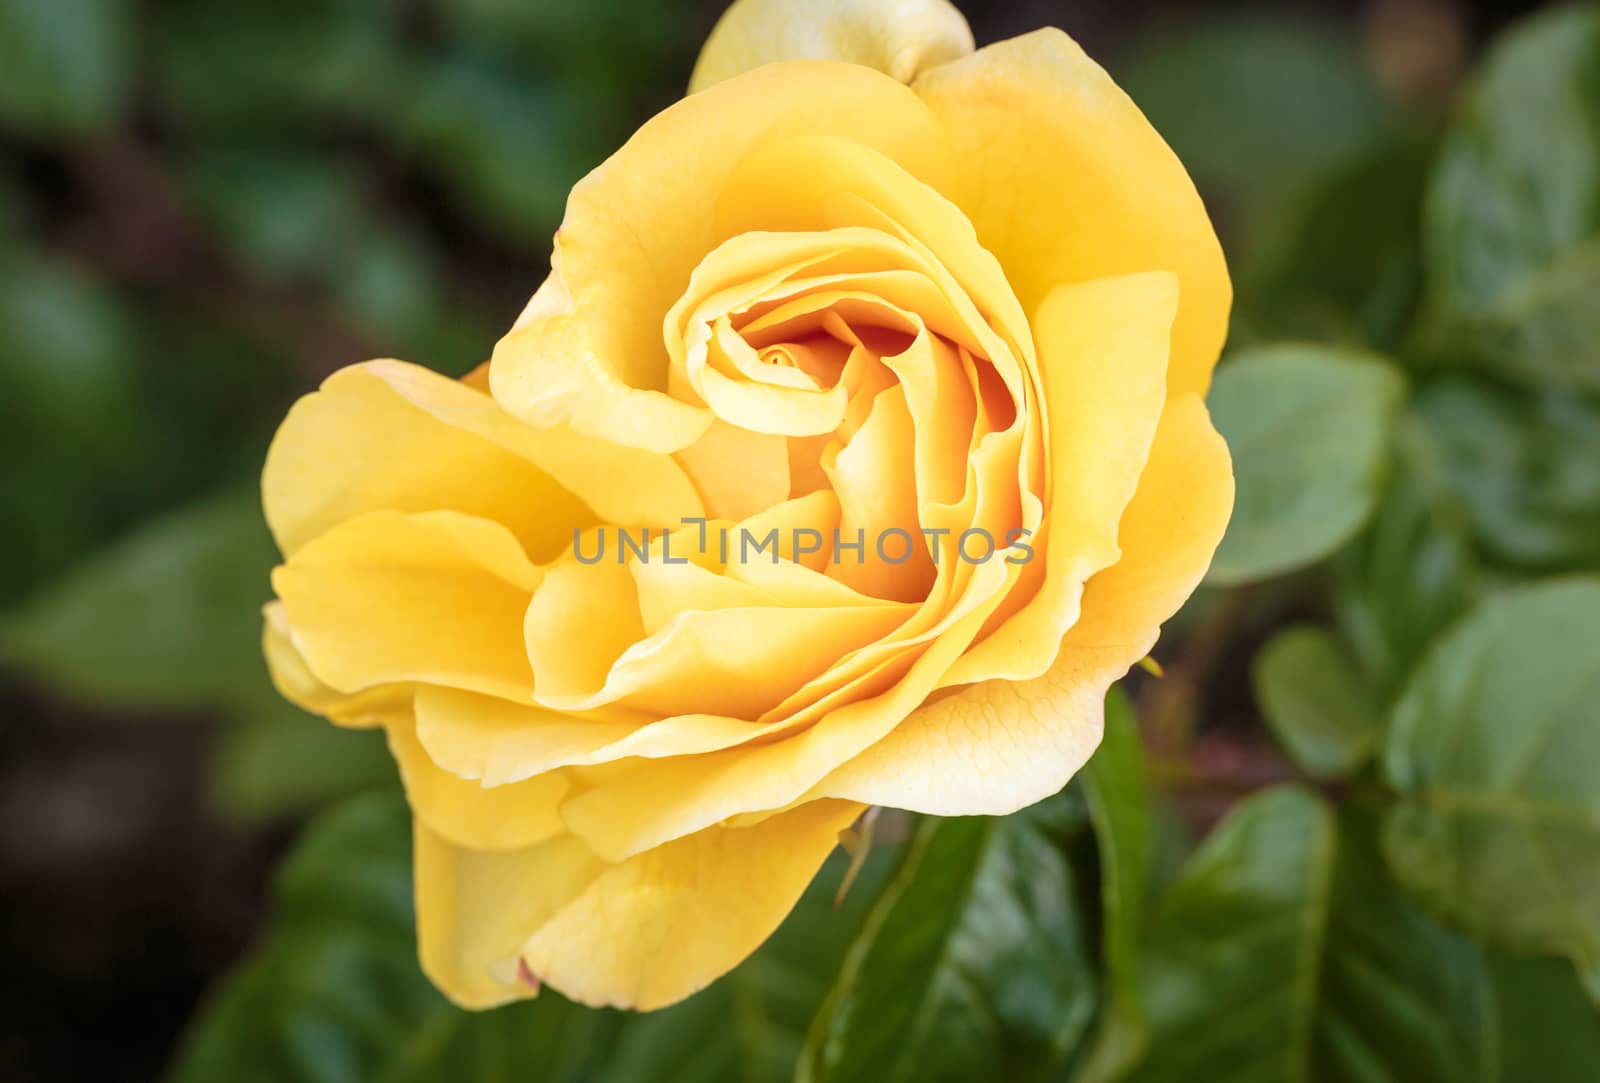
[1206,345,1407,586]
[0,165,23,236]
[1422,7,1600,393]
[1253,626,1381,780]
[1413,378,1600,573]
[167,792,611,1083]
[180,147,369,282]
[1492,952,1600,1078]
[128,307,298,497]
[210,704,395,825]
[1127,789,1496,1083]
[1383,578,1600,1003]
[333,229,499,377]
[800,792,1101,1083]
[0,0,132,134]
[1073,691,1153,1083]
[392,55,602,246]
[1236,132,1432,351]
[0,254,143,600]
[154,0,403,130]
[1,487,276,711]
[1333,413,1483,696]
[591,844,897,1083]
[1117,13,1390,255]
[0,255,137,453]
[436,0,691,95]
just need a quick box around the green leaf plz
[1333,412,1483,697]
[1128,788,1497,1083]
[1,487,277,711]
[1254,626,1382,780]
[1383,578,1600,1003]
[167,792,609,1083]
[1073,690,1153,1083]
[1206,345,1407,585]
[1422,7,1600,393]
[800,793,1102,1083]
[1413,378,1600,573]
[1491,952,1600,1079]
[0,0,132,134]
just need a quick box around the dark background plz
[0,1,1554,1079]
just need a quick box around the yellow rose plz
[260,0,1233,1012]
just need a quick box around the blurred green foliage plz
[2,1,1599,1081]
[0,0,706,822]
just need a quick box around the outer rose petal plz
[264,361,701,559]
[690,0,974,92]
[490,61,954,453]
[417,798,864,1011]
[272,510,540,700]
[912,29,1231,396]
[386,717,570,852]
[811,393,1234,813]
[261,601,410,729]
[416,827,602,1009]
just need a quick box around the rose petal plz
[264,360,700,560]
[387,716,570,851]
[261,601,411,729]
[490,61,953,452]
[273,510,540,699]
[415,825,602,1009]
[913,29,1231,395]
[689,0,973,92]
[943,270,1179,685]
[811,393,1234,813]
[520,799,864,1009]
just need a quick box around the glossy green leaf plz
[1413,379,1600,573]
[1423,7,1600,393]
[1333,413,1483,697]
[1,488,277,711]
[1383,578,1600,1003]
[1206,345,1407,585]
[1073,691,1153,1083]
[1254,626,1382,780]
[800,793,1102,1083]
[1128,788,1497,1083]
[0,0,132,133]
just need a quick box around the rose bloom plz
[261,0,1232,1011]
